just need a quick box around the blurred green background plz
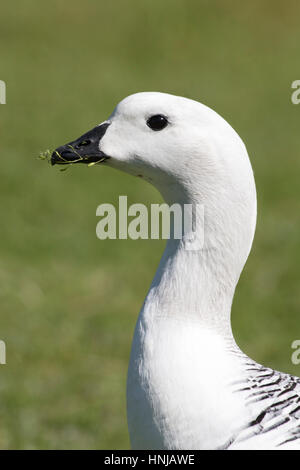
[0,0,300,449]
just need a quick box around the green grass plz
[0,0,300,449]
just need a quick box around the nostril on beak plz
[51,122,110,166]
[76,139,91,148]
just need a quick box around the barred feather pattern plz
[225,351,300,449]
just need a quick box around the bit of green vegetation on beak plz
[38,149,52,163]
[38,147,107,171]
[38,149,69,171]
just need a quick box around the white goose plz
[52,92,300,450]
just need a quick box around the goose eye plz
[146,114,168,131]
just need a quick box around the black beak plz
[51,122,110,166]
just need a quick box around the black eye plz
[146,114,168,131]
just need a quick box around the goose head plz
[52,92,257,284]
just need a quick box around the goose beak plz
[51,122,110,166]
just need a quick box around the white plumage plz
[65,92,300,449]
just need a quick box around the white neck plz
[142,171,256,335]
[127,149,257,449]
[144,237,234,338]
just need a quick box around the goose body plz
[52,92,300,449]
